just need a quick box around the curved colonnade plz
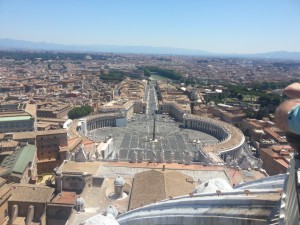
[76,112,245,163]
[79,112,124,136]
[183,114,245,161]
[86,114,117,130]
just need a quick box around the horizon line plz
[1,38,300,56]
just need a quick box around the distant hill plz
[246,51,300,60]
[0,38,209,56]
[0,38,300,60]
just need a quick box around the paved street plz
[146,81,158,115]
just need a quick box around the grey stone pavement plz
[91,114,219,161]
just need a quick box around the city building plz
[259,145,292,175]
[46,191,76,225]
[0,144,37,183]
[8,184,54,225]
[208,103,246,126]
[0,112,34,133]
[36,102,73,119]
[36,129,68,174]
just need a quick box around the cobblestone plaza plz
[90,114,218,162]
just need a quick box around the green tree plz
[68,106,93,119]
[256,107,269,120]
[137,66,181,80]
[143,69,151,77]
[237,93,243,101]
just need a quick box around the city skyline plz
[0,0,300,54]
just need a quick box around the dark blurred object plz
[286,132,300,158]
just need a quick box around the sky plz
[0,0,300,54]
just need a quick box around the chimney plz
[10,205,18,225]
[55,170,62,193]
[25,205,34,225]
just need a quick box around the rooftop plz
[51,191,77,205]
[12,144,36,175]
[0,144,36,176]
[0,115,32,122]
[9,184,54,203]
[129,170,195,210]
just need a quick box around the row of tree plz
[250,79,299,91]
[205,83,289,119]
[138,66,181,80]
[99,69,145,82]
[99,70,126,82]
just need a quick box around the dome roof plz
[114,176,124,186]
[82,213,119,225]
[195,178,233,194]
[75,196,85,206]
[104,205,118,218]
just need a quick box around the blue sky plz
[0,0,299,53]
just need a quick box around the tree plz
[137,66,181,80]
[143,69,151,77]
[246,111,255,119]
[256,107,269,120]
[68,106,93,119]
[99,70,125,82]
[237,93,243,101]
